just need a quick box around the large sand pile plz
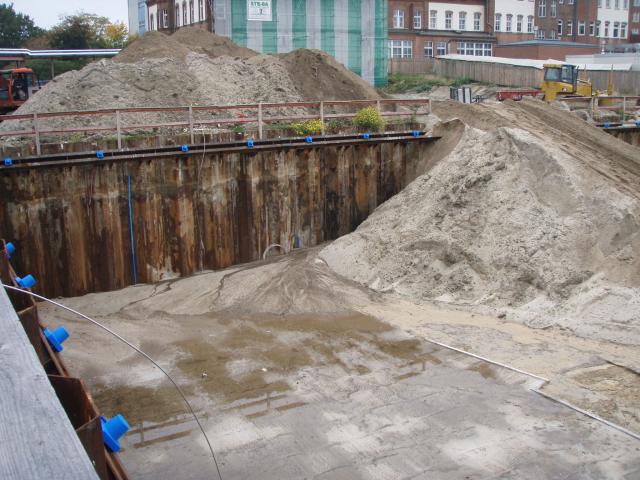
[3,28,379,133]
[321,100,640,345]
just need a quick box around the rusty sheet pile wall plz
[1,141,429,297]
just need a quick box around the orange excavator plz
[0,67,41,113]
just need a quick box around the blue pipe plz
[127,175,137,286]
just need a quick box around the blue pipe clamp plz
[96,150,105,159]
[4,157,12,166]
[247,139,255,148]
[15,274,36,289]
[362,133,370,139]
[4,242,15,258]
[412,130,421,138]
[180,145,189,152]
[43,326,69,352]
[101,415,130,452]
[305,136,313,143]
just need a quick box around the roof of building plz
[497,40,600,48]
[439,54,632,71]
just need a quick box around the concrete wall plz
[0,141,431,297]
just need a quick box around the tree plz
[48,13,111,49]
[104,22,129,49]
[0,3,45,47]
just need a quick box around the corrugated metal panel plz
[213,0,388,85]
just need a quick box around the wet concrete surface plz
[38,251,640,479]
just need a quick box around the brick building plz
[533,0,629,46]
[629,0,640,41]
[146,0,212,33]
[388,0,496,59]
[489,0,536,43]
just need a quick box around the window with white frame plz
[558,19,563,34]
[414,10,422,29]
[624,0,628,7]
[634,0,640,6]
[162,9,168,28]
[568,0,573,4]
[393,9,405,28]
[506,14,513,31]
[175,4,180,27]
[621,22,627,37]
[459,12,466,30]
[436,41,446,55]
[598,0,602,6]
[549,29,557,39]
[517,14,523,32]
[589,21,595,35]
[457,42,492,56]
[474,12,481,31]
[615,0,620,8]
[596,20,601,36]
[613,21,619,36]
[606,0,610,8]
[551,0,557,17]
[539,0,546,17]
[632,28,639,35]
[495,13,502,31]
[566,19,572,34]
[430,10,437,29]
[388,40,412,58]
[559,0,563,3]
[634,12,640,22]
[536,29,545,38]
[190,1,194,23]
[445,11,453,29]
[527,15,534,32]
[182,1,187,25]
[149,13,154,30]
[199,0,204,22]
[604,21,610,36]
[578,21,585,34]
[424,41,433,57]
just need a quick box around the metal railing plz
[0,98,431,156]
[559,96,640,126]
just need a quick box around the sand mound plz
[113,31,192,63]
[279,49,380,101]
[321,116,640,345]
[171,27,257,59]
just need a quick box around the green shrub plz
[353,106,385,132]
[451,76,472,88]
[291,119,325,136]
[326,119,348,133]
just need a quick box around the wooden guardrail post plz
[320,101,325,136]
[188,105,194,144]
[622,97,626,124]
[116,110,122,150]
[590,97,595,120]
[33,113,41,156]
[258,103,263,140]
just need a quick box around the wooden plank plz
[0,287,99,480]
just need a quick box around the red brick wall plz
[495,43,601,60]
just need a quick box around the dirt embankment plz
[321,99,640,346]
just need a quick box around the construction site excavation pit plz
[39,248,640,480]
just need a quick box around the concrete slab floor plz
[38,250,640,479]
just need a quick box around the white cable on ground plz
[2,283,224,480]
[419,333,640,442]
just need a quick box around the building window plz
[566,20,572,35]
[457,42,492,56]
[436,41,446,55]
[149,13,154,30]
[551,0,557,17]
[606,0,610,8]
[615,0,620,8]
[528,16,534,33]
[613,21,619,37]
[474,12,481,31]
[632,28,639,35]
[162,9,169,28]
[634,0,639,6]
[589,21,595,35]
[539,0,546,17]
[388,40,412,58]
[424,41,433,57]
[393,9,405,28]
[414,10,422,29]
[578,21,586,35]
[568,0,573,4]
[506,14,513,32]
[459,12,466,30]
[199,0,204,22]
[430,10,437,29]
[182,2,188,25]
[624,0,628,7]
[621,22,627,37]
[190,1,194,23]
[175,5,180,27]
[598,0,602,6]
[537,29,545,39]
[558,19,563,35]
[516,14,523,32]
[604,21,610,36]
[445,11,453,29]
[550,30,557,39]
[596,20,601,36]
[633,12,640,22]
[495,13,502,31]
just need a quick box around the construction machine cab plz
[0,68,40,113]
[541,63,593,101]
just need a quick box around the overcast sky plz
[11,0,129,29]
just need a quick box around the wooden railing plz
[558,96,640,126]
[0,98,431,155]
